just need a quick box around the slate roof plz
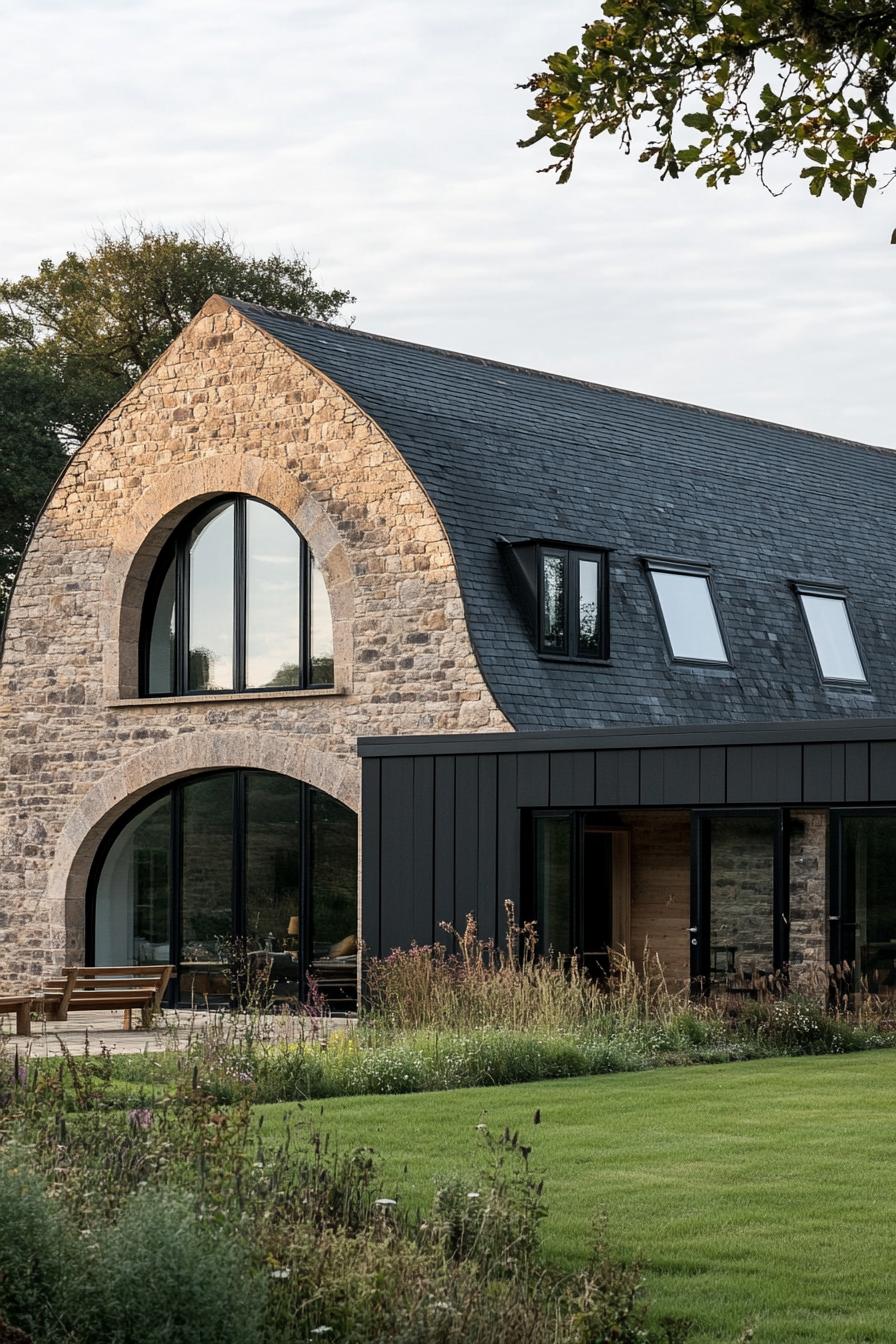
[232,297,896,732]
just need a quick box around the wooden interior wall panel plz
[622,809,691,987]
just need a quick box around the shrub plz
[0,1161,88,1341]
[95,1188,266,1344]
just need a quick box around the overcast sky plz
[2,0,894,447]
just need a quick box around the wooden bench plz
[0,995,33,1036]
[34,965,173,1030]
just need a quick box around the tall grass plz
[366,905,683,1033]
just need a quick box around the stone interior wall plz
[0,299,509,990]
[708,817,776,975]
[616,808,828,991]
[788,809,828,985]
[622,810,691,986]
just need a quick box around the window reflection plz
[578,558,601,657]
[180,774,234,1000]
[91,771,358,1008]
[649,567,728,663]
[245,773,304,1003]
[142,496,335,695]
[842,816,896,992]
[246,501,302,688]
[188,503,235,691]
[310,554,334,685]
[147,555,176,695]
[541,554,566,652]
[798,592,866,683]
[534,814,573,954]
[94,796,171,967]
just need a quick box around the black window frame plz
[536,544,610,663]
[792,582,868,689]
[828,806,896,974]
[85,767,358,1007]
[139,494,332,697]
[690,807,789,995]
[643,558,732,668]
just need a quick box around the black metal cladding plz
[358,719,896,956]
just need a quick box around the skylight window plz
[796,587,866,684]
[646,563,729,665]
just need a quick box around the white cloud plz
[1,0,894,445]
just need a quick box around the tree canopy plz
[0,224,352,618]
[519,1,896,207]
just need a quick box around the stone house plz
[2,294,896,1002]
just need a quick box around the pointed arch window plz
[141,496,334,695]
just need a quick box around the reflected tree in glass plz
[541,554,566,652]
[578,558,601,657]
[188,503,235,691]
[310,554,334,685]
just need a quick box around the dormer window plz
[645,561,730,666]
[538,546,608,660]
[501,540,609,662]
[140,496,334,696]
[795,584,867,685]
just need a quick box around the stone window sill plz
[107,687,347,708]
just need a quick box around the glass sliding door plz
[180,774,235,1001]
[309,791,359,1005]
[838,815,896,993]
[530,813,627,971]
[533,814,574,956]
[93,795,172,967]
[90,771,358,1007]
[693,811,786,990]
[244,772,304,1003]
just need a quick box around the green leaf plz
[853,181,869,207]
[549,143,572,157]
[682,111,715,133]
[804,147,827,164]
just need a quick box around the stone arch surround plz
[49,730,360,964]
[101,452,356,700]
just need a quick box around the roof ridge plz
[226,296,894,460]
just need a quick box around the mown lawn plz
[260,1051,896,1344]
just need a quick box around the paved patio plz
[0,1007,353,1058]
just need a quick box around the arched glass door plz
[90,771,358,1007]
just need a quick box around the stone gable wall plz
[0,300,510,989]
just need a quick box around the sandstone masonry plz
[0,298,509,989]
